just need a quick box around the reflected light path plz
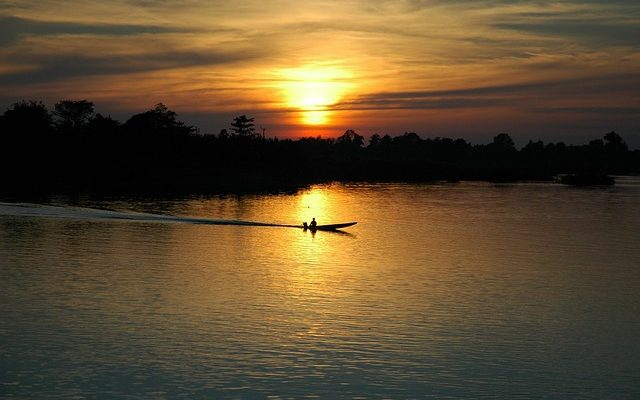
[296,187,332,227]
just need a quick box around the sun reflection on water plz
[150,185,363,349]
[296,188,332,228]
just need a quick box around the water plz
[1,178,639,399]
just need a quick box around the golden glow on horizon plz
[278,66,352,126]
[303,110,329,125]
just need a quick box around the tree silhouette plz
[231,115,256,137]
[369,133,381,147]
[125,103,194,137]
[90,113,120,135]
[336,129,364,147]
[1,100,52,135]
[393,132,421,146]
[1,96,639,193]
[490,133,515,150]
[604,131,628,152]
[53,100,95,131]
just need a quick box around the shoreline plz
[2,173,628,200]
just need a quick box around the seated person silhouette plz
[303,222,308,230]
[310,218,317,229]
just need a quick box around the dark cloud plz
[332,97,511,111]
[494,20,640,47]
[0,16,191,46]
[0,48,268,85]
[534,106,640,115]
[426,0,638,5]
[337,73,640,111]
[0,14,264,85]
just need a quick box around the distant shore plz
[2,101,638,197]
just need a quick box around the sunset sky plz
[1,0,639,146]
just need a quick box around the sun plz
[303,110,329,125]
[277,65,352,125]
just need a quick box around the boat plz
[304,222,357,231]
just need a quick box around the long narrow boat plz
[304,222,357,231]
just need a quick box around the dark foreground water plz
[1,178,640,399]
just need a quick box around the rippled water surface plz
[1,178,640,398]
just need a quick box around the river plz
[1,178,639,398]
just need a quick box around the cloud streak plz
[0,46,269,85]
[337,73,640,110]
[0,0,639,143]
[0,16,195,46]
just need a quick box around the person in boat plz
[303,222,308,230]
[310,218,317,229]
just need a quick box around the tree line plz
[1,99,638,194]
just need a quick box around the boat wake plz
[0,202,299,228]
